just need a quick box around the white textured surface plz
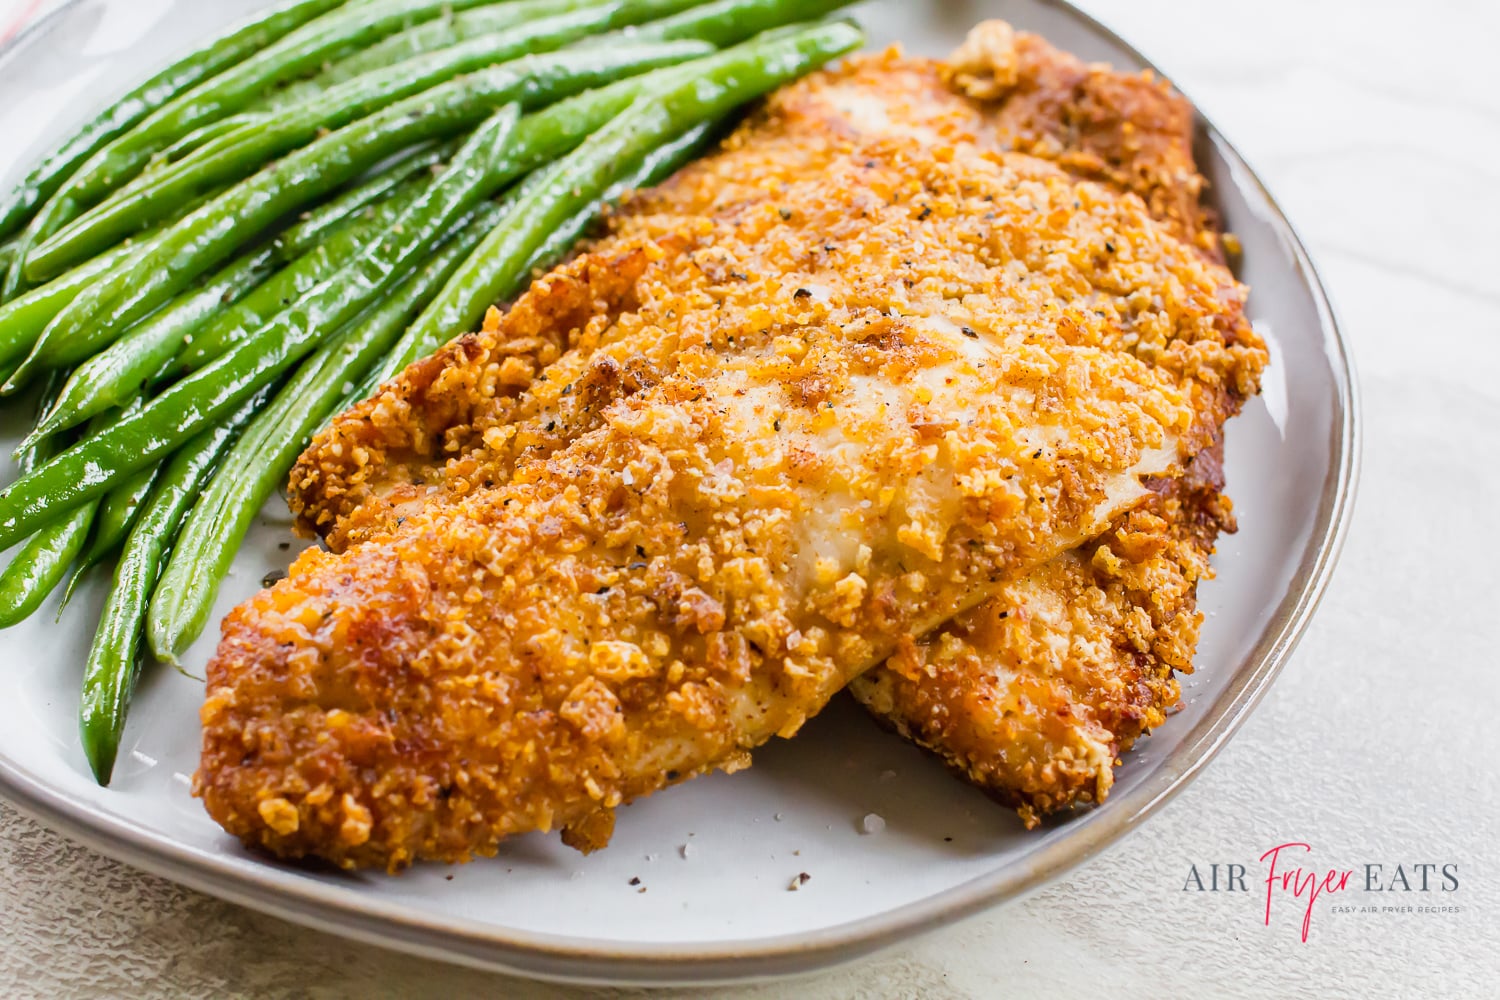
[0,0,1496,996]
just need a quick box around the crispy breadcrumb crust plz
[201,26,1267,867]
[849,443,1233,826]
[945,20,1224,256]
[845,25,1264,824]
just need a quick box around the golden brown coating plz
[849,443,1233,827]
[945,20,1223,256]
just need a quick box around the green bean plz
[88,465,161,566]
[1,3,369,302]
[270,0,708,114]
[172,183,433,375]
[620,0,856,47]
[8,157,432,421]
[147,216,496,660]
[25,262,281,444]
[0,241,14,302]
[6,126,255,301]
[3,196,75,302]
[0,506,95,628]
[28,41,709,369]
[291,137,461,233]
[384,22,862,372]
[3,181,243,390]
[59,463,163,609]
[156,115,264,166]
[6,0,478,295]
[53,0,504,213]
[36,22,703,276]
[0,0,348,245]
[0,232,166,374]
[278,0,609,100]
[30,173,436,440]
[0,404,132,627]
[0,104,525,551]
[81,113,268,222]
[79,388,271,785]
[9,371,67,474]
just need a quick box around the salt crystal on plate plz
[860,813,886,835]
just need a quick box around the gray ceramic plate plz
[0,0,1358,985]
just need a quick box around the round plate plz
[0,0,1358,985]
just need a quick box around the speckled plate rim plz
[0,0,1361,986]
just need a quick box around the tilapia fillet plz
[199,25,1263,867]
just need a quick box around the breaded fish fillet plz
[273,25,1263,838]
[192,33,1267,869]
[202,281,1187,869]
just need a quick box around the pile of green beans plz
[0,0,862,785]
[0,0,347,242]
[2,0,501,300]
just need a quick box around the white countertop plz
[1,0,1496,996]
